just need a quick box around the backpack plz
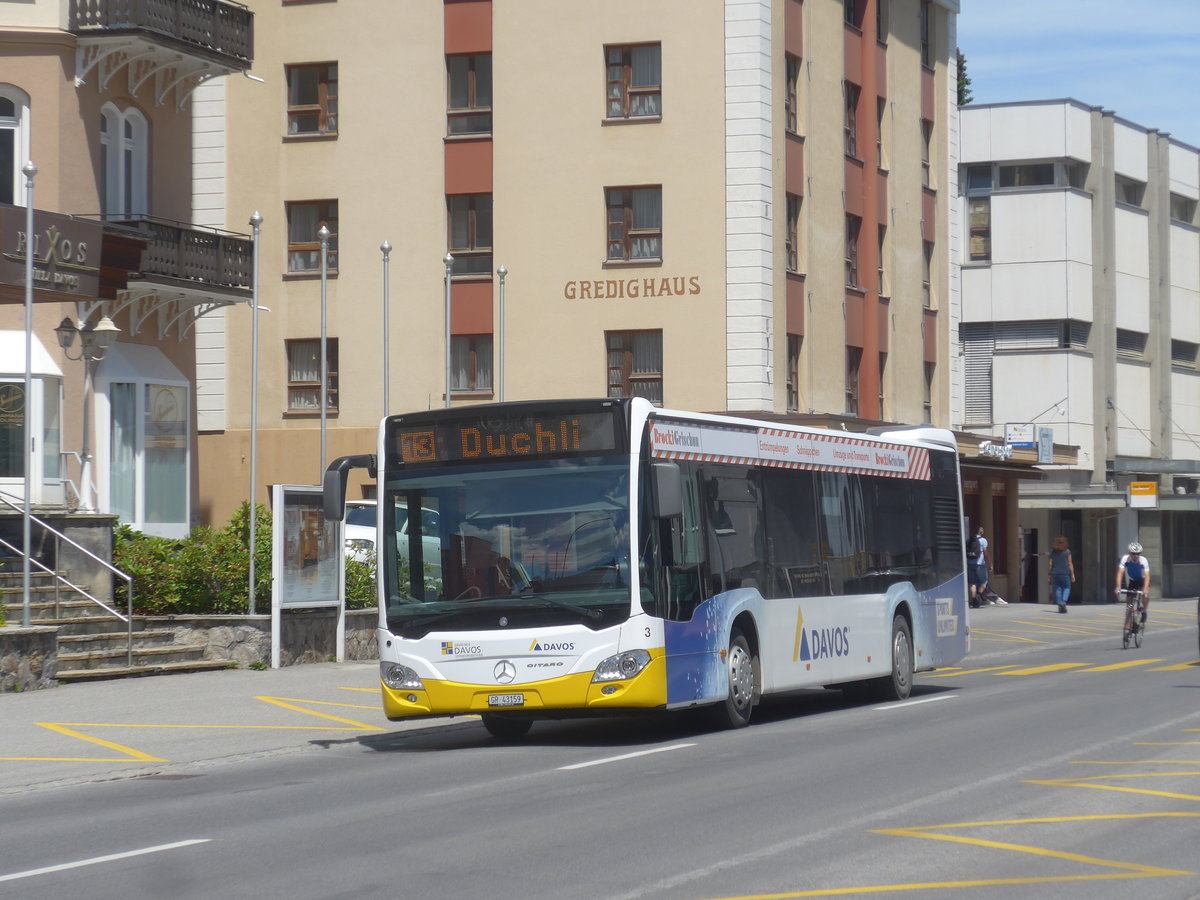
[966,534,981,559]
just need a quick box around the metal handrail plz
[0,537,126,621]
[0,491,134,666]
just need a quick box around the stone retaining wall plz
[0,626,58,692]
[163,608,379,667]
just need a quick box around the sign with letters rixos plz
[0,208,102,297]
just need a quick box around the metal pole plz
[248,211,262,615]
[496,265,507,402]
[443,253,453,409]
[319,225,330,476]
[381,241,392,419]
[21,161,37,628]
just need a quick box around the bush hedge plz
[112,502,376,615]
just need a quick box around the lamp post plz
[318,225,330,477]
[443,253,453,409]
[21,161,36,627]
[496,265,507,402]
[381,241,392,419]
[248,211,262,615]
[55,315,120,516]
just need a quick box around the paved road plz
[1,599,1197,899]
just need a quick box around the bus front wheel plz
[872,616,913,701]
[710,628,757,729]
[481,713,533,740]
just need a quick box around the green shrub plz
[113,502,379,615]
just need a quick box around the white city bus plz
[323,398,969,738]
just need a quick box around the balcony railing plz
[101,216,252,292]
[70,0,253,69]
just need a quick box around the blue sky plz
[957,1,1200,148]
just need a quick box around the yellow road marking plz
[1146,661,1200,671]
[1026,772,1200,802]
[996,663,1090,676]
[254,695,385,730]
[922,665,1018,678]
[27,723,166,763]
[966,630,1046,645]
[702,813,1198,899]
[1077,659,1163,672]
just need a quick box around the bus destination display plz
[392,409,621,465]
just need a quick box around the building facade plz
[957,100,1200,601]
[0,0,254,541]
[203,0,961,522]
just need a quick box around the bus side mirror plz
[652,461,682,519]
[322,454,377,522]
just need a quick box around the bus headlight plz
[592,649,651,682]
[381,662,424,691]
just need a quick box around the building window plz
[447,53,492,135]
[922,240,934,307]
[786,193,801,273]
[1116,329,1147,359]
[965,165,992,191]
[919,1,931,68]
[878,352,887,418]
[448,194,493,276]
[286,338,338,413]
[876,0,889,42]
[786,335,800,413]
[876,97,887,168]
[845,347,862,415]
[998,163,1054,188]
[923,361,934,421]
[1170,193,1197,224]
[606,330,663,404]
[1,88,30,207]
[877,224,887,296]
[451,335,493,392]
[785,53,801,134]
[286,63,338,136]
[100,104,148,217]
[845,214,861,288]
[1172,339,1199,367]
[286,201,338,273]
[843,82,860,157]
[843,0,861,28]
[606,44,661,119]
[606,187,662,262]
[968,197,990,262]
[1116,175,1146,207]
[921,118,933,187]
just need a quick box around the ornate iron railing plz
[69,0,253,67]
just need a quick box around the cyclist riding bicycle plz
[1115,541,1151,625]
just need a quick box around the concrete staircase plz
[1,567,230,682]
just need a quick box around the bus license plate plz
[488,693,524,708]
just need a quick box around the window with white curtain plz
[606,330,663,404]
[606,186,662,262]
[99,104,148,218]
[287,338,339,412]
[606,44,661,119]
[450,335,493,392]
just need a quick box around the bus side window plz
[701,466,765,597]
[663,468,705,620]
[761,469,823,597]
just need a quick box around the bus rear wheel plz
[481,713,533,740]
[710,628,757,729]
[872,616,913,701]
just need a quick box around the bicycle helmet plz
[1127,541,1143,554]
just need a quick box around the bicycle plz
[1119,588,1146,649]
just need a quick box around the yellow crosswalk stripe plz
[1147,661,1200,672]
[1076,659,1164,672]
[996,663,1090,676]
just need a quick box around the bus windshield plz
[383,456,632,638]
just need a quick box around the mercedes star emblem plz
[494,660,517,684]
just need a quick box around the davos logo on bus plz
[529,640,575,652]
[798,626,850,661]
[441,641,483,657]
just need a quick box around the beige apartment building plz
[197,0,960,521]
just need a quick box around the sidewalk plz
[0,661,459,795]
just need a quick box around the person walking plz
[967,526,990,607]
[1046,535,1075,613]
[1115,541,1151,625]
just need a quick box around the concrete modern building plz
[957,100,1200,602]
[201,0,962,523]
[0,0,255,548]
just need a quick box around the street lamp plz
[248,211,263,615]
[55,314,120,515]
[496,265,507,402]
[319,225,330,477]
[21,160,36,627]
[443,253,453,409]
[381,241,392,419]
